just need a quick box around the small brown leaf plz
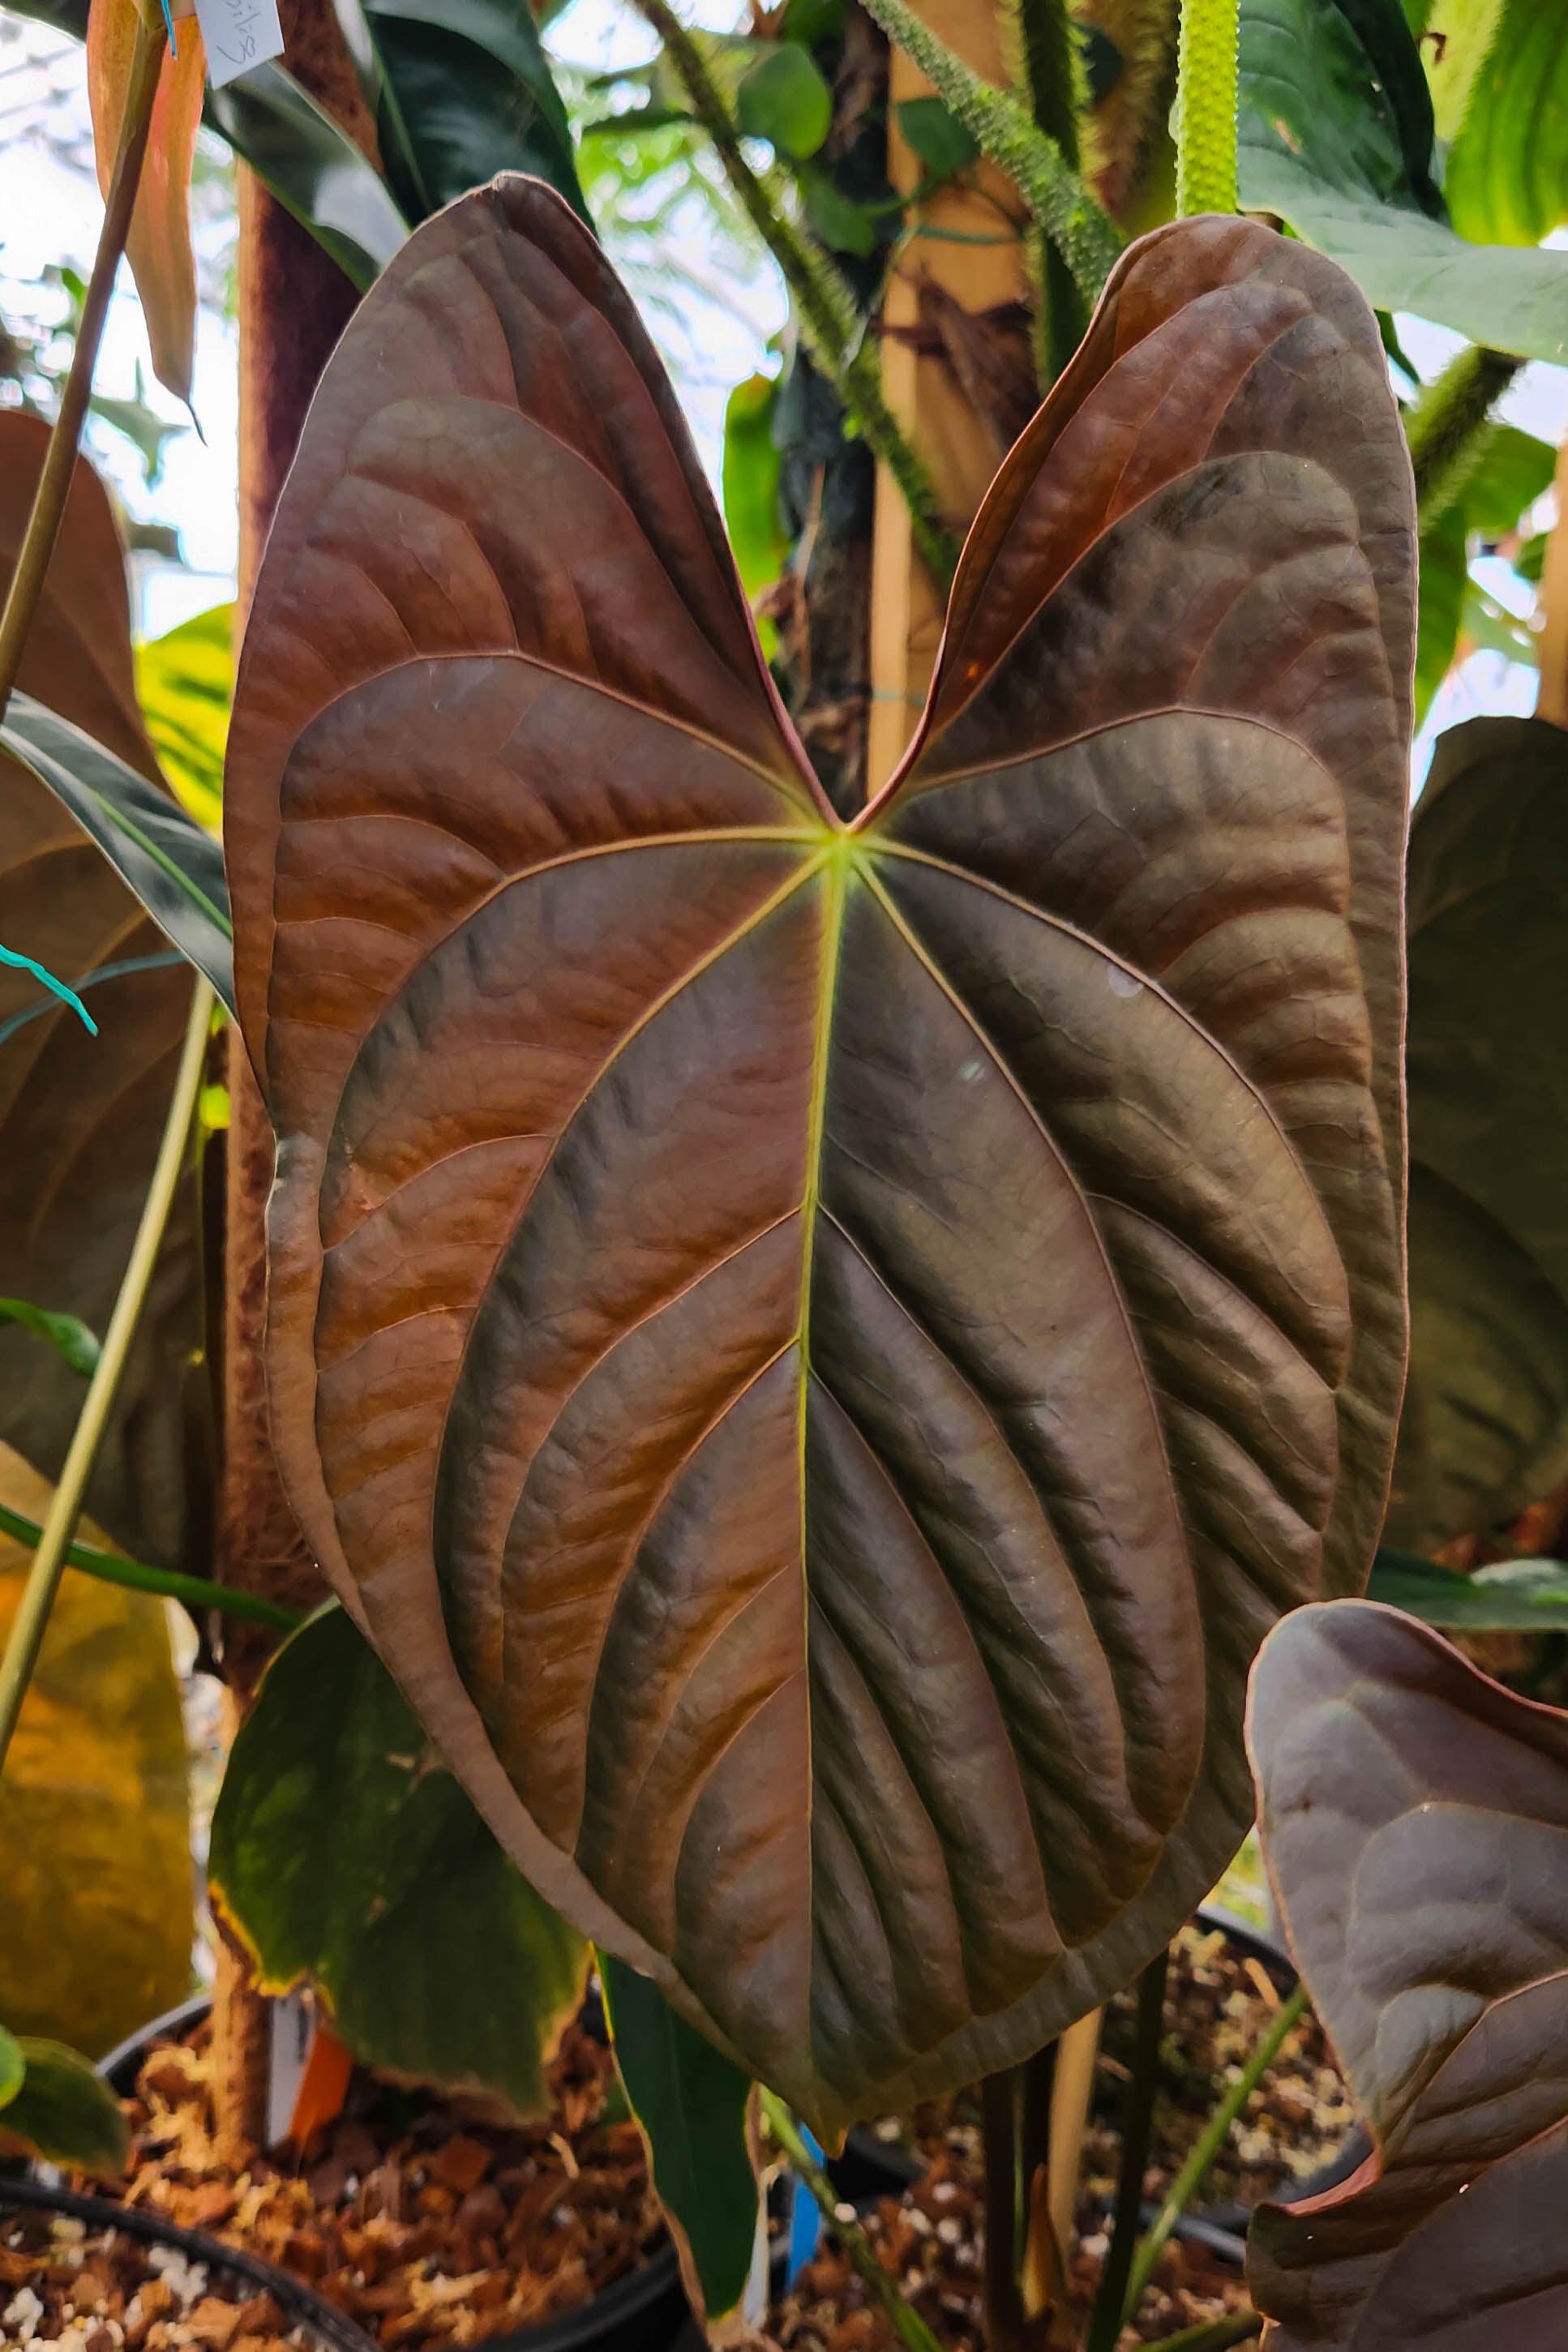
[88,0,206,406]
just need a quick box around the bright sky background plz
[0,0,1562,780]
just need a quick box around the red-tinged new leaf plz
[225,182,1412,2133]
[88,0,205,406]
[1248,1600,1568,2348]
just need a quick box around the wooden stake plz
[1536,430,1568,730]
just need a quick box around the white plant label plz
[191,0,284,89]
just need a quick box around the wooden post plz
[867,1,1030,783]
[210,0,374,2160]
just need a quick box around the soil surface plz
[71,2016,662,2350]
[771,1920,1352,2351]
[0,2204,314,2352]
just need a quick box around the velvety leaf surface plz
[601,1951,760,2328]
[1248,1599,1568,2347]
[1385,716,1568,1550]
[0,412,212,1573]
[227,184,1412,2131]
[210,1603,589,2122]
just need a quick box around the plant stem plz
[1174,0,1240,216]
[0,976,212,1773]
[1406,344,1523,531]
[1121,1981,1309,2325]
[627,0,958,592]
[1142,2313,1262,2352]
[761,2092,946,2352]
[0,1502,301,1632]
[1086,1948,1169,2352]
[860,0,1122,306]
[0,6,165,717]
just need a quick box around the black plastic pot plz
[92,1996,692,2352]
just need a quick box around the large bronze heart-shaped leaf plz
[1385,715,1568,1553]
[0,411,212,1574]
[1248,1599,1568,2347]
[226,182,1412,2131]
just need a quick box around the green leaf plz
[599,1952,760,2328]
[135,602,235,830]
[1369,1549,1568,1627]
[0,2024,23,2111]
[1386,716,1568,1549]
[722,372,790,605]
[1463,423,1557,538]
[895,95,981,180]
[209,1604,589,2122]
[0,2038,130,2173]
[0,1301,100,1380]
[1422,0,1507,141]
[737,42,833,159]
[0,696,233,1016]
[205,62,409,292]
[1239,0,1568,362]
[801,169,880,254]
[1416,503,1467,721]
[1446,0,1568,246]
[339,0,589,224]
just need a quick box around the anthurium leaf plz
[1384,717,1568,1550]
[1414,503,1466,721]
[722,372,789,604]
[204,60,409,291]
[135,601,234,829]
[0,1448,192,2060]
[1367,1549,1568,1627]
[1445,0,1568,246]
[737,42,833,160]
[336,0,588,224]
[1239,0,1568,361]
[1463,422,1557,538]
[225,186,1412,2136]
[0,412,212,1575]
[1248,1599,1568,2347]
[894,95,979,180]
[600,1952,760,2328]
[0,697,233,1013]
[0,1301,100,1380]
[88,0,205,407]
[1422,0,1506,142]
[209,1603,589,2122]
[0,2039,131,2173]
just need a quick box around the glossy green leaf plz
[1386,718,1568,1549]
[338,0,588,224]
[1239,0,1568,361]
[0,696,233,1016]
[600,1951,760,2327]
[895,95,981,181]
[1248,1600,1568,2348]
[0,2038,131,2173]
[227,191,1412,2136]
[0,2025,24,2112]
[722,373,789,605]
[210,1604,589,2121]
[0,1301,100,1381]
[135,602,233,830]
[737,43,833,160]
[1446,0,1568,246]
[205,61,409,293]
[0,411,212,1576]
[1367,1549,1568,1627]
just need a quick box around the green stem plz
[859,0,1122,306]
[1405,345,1524,531]
[1142,2313,1263,2352]
[1174,0,1240,216]
[761,2092,946,2352]
[1086,1947,1169,2352]
[627,0,958,592]
[0,1502,300,1633]
[1004,0,1089,384]
[0,7,165,717]
[1121,1980,1309,2325]
[0,978,212,1772]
